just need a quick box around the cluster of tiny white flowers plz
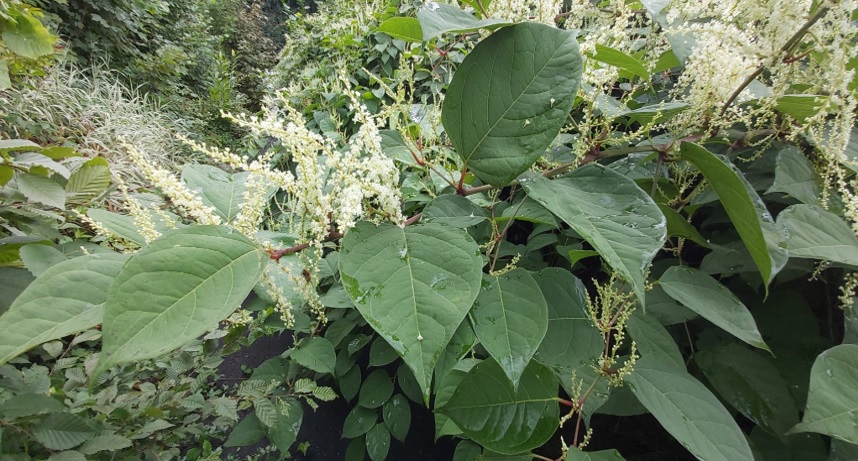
[488,0,562,24]
[123,142,222,226]
[232,173,270,237]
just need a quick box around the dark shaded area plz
[585,414,697,461]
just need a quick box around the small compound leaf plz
[522,166,666,307]
[627,356,754,461]
[33,413,95,450]
[416,2,511,41]
[679,143,787,289]
[789,344,858,443]
[472,269,548,389]
[339,222,482,404]
[443,23,582,186]
[441,359,559,454]
[778,204,858,268]
[291,337,336,374]
[0,253,128,366]
[97,226,266,374]
[659,266,769,351]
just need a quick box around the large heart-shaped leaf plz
[659,266,769,351]
[522,166,666,306]
[680,143,787,289]
[338,222,482,404]
[0,253,128,365]
[97,226,266,373]
[441,359,559,454]
[696,343,799,439]
[777,204,858,268]
[628,356,754,461]
[472,268,548,389]
[443,23,583,186]
[789,344,858,443]
[416,3,511,41]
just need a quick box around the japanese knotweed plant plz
[3,0,858,460]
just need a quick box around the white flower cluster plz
[123,142,222,226]
[488,0,562,24]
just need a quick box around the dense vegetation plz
[2,0,858,460]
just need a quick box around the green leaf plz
[1,11,55,59]
[522,166,666,307]
[696,343,799,438]
[789,344,858,443]
[19,243,66,277]
[369,337,400,367]
[443,23,583,186]
[0,267,33,315]
[830,438,858,461]
[617,102,690,125]
[377,17,423,42]
[0,253,128,366]
[366,423,391,461]
[774,95,828,122]
[565,448,626,460]
[751,428,827,461]
[33,413,95,450]
[416,3,511,41]
[383,394,411,442]
[225,414,266,447]
[627,357,754,461]
[0,165,13,186]
[15,152,71,178]
[589,44,649,80]
[627,311,684,370]
[441,359,559,454]
[359,369,394,409]
[778,204,858,268]
[47,451,87,461]
[454,439,482,461]
[423,195,486,228]
[534,268,603,373]
[292,337,336,374]
[472,269,548,389]
[679,143,787,288]
[78,435,133,455]
[97,226,266,373]
[0,139,39,151]
[268,400,303,454]
[254,398,279,428]
[339,222,482,404]
[659,267,769,351]
[86,209,147,245]
[65,158,110,201]
[16,172,65,209]
[435,359,478,440]
[0,393,64,418]
[766,147,822,205]
[182,165,267,223]
[658,204,710,247]
[343,406,377,438]
[0,60,10,90]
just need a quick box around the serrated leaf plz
[291,337,336,374]
[0,253,128,365]
[366,423,391,461]
[443,23,582,186]
[33,413,95,450]
[441,359,559,454]
[383,394,411,442]
[65,158,110,201]
[0,393,64,418]
[78,435,132,455]
[377,17,422,42]
[679,143,787,289]
[766,147,821,205]
[627,356,754,461]
[339,222,482,404]
[97,226,266,374]
[15,152,71,178]
[789,344,858,443]
[778,204,858,268]
[225,414,265,447]
[254,397,279,428]
[659,266,769,351]
[472,269,547,389]
[522,166,666,307]
[359,369,393,409]
[416,3,511,41]
[17,172,65,209]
